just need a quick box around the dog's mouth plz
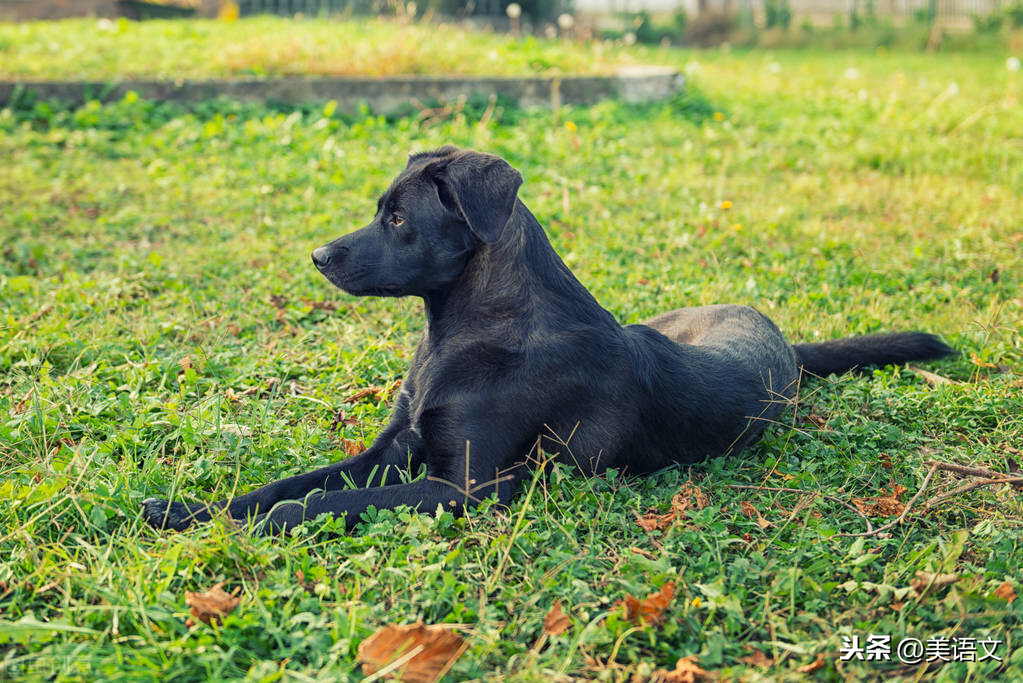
[342,285,402,297]
[314,260,403,297]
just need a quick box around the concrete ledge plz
[0,67,684,111]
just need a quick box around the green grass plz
[0,16,649,80]
[1,36,1022,681]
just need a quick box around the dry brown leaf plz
[635,481,708,532]
[994,581,1016,604]
[342,438,367,457]
[620,581,675,626]
[184,582,241,626]
[878,452,893,470]
[740,500,771,529]
[543,601,571,636]
[680,480,709,510]
[970,352,996,368]
[911,571,959,597]
[739,646,773,667]
[648,655,712,682]
[344,382,402,405]
[179,356,192,371]
[851,496,905,517]
[803,412,830,430]
[357,623,467,683]
[851,483,907,517]
[797,653,825,673]
[344,386,382,403]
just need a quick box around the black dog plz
[143,146,955,534]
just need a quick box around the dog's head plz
[312,146,523,297]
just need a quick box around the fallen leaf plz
[184,582,241,626]
[342,438,367,457]
[635,481,708,531]
[345,381,402,405]
[620,581,675,626]
[636,510,675,532]
[851,496,904,516]
[357,623,467,683]
[740,500,771,529]
[994,581,1016,604]
[680,480,709,510]
[179,356,192,371]
[344,386,381,403]
[802,412,830,430]
[851,483,907,517]
[911,571,959,597]
[543,601,571,636]
[648,655,711,682]
[878,452,893,470]
[739,646,773,667]
[970,352,996,368]
[268,294,288,309]
[797,653,825,673]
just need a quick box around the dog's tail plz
[793,332,957,377]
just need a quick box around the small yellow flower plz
[731,223,743,231]
[692,597,702,608]
[565,121,577,132]
[713,111,725,122]
[719,200,732,210]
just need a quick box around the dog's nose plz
[311,247,331,268]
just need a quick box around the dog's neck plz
[423,201,617,342]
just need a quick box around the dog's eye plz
[393,215,405,226]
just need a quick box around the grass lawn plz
[1,31,1022,680]
[0,17,648,80]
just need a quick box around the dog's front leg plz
[142,398,420,531]
[252,458,529,534]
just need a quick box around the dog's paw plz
[142,498,207,531]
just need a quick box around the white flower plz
[1008,56,1021,73]
[624,31,636,45]
[96,18,114,31]
[506,3,521,19]
[844,67,861,80]
[557,13,574,30]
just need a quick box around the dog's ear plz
[433,152,523,244]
